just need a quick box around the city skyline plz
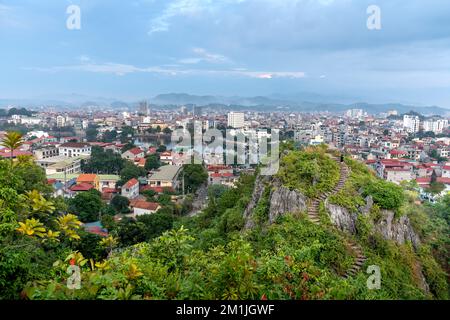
[1,0,450,108]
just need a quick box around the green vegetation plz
[183,164,208,194]
[0,145,448,300]
[145,154,161,171]
[277,147,340,198]
[81,146,125,174]
[110,195,130,213]
[118,162,147,186]
[68,190,104,222]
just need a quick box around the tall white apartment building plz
[346,109,365,119]
[403,115,420,133]
[227,112,245,128]
[56,115,66,128]
[423,119,448,134]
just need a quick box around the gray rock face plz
[324,197,421,249]
[361,196,373,216]
[243,177,307,228]
[243,175,268,229]
[324,200,357,234]
[374,210,421,249]
[268,183,308,224]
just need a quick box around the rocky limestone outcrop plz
[243,177,307,228]
[324,196,421,249]
[374,210,421,249]
[268,180,308,224]
[243,175,269,229]
[324,200,357,234]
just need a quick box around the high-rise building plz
[193,106,203,117]
[346,109,365,118]
[403,115,420,133]
[227,112,245,128]
[138,101,150,116]
[56,115,66,128]
[423,119,448,133]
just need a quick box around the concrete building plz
[148,165,182,190]
[227,112,245,129]
[121,147,145,161]
[56,115,66,128]
[58,142,91,158]
[33,146,59,160]
[423,119,448,134]
[36,155,86,175]
[403,115,420,133]
[121,178,140,199]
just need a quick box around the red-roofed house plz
[384,167,413,184]
[70,182,95,192]
[416,177,431,188]
[130,200,161,216]
[160,151,173,165]
[207,165,237,187]
[122,147,145,160]
[121,178,139,199]
[0,149,33,159]
[137,157,146,168]
[76,174,100,190]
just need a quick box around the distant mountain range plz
[1,92,449,116]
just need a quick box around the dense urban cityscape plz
[0,0,449,310]
[2,104,449,201]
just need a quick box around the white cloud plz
[0,4,25,28]
[178,47,232,64]
[23,60,305,79]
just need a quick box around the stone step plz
[356,258,366,263]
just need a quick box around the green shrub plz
[362,180,405,211]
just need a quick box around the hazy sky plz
[1,0,450,107]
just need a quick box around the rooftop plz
[59,142,90,148]
[148,165,182,181]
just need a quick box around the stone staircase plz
[307,157,349,224]
[344,240,367,278]
[307,154,367,278]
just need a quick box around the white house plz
[58,142,91,158]
[130,200,161,217]
[121,178,139,199]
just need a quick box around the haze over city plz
[1,0,450,107]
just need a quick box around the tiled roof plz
[131,200,160,211]
[77,174,98,183]
[126,148,144,155]
[124,178,139,189]
[59,142,90,148]
[70,183,94,191]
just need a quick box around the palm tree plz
[1,131,23,164]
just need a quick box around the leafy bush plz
[277,148,340,198]
[362,180,405,211]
